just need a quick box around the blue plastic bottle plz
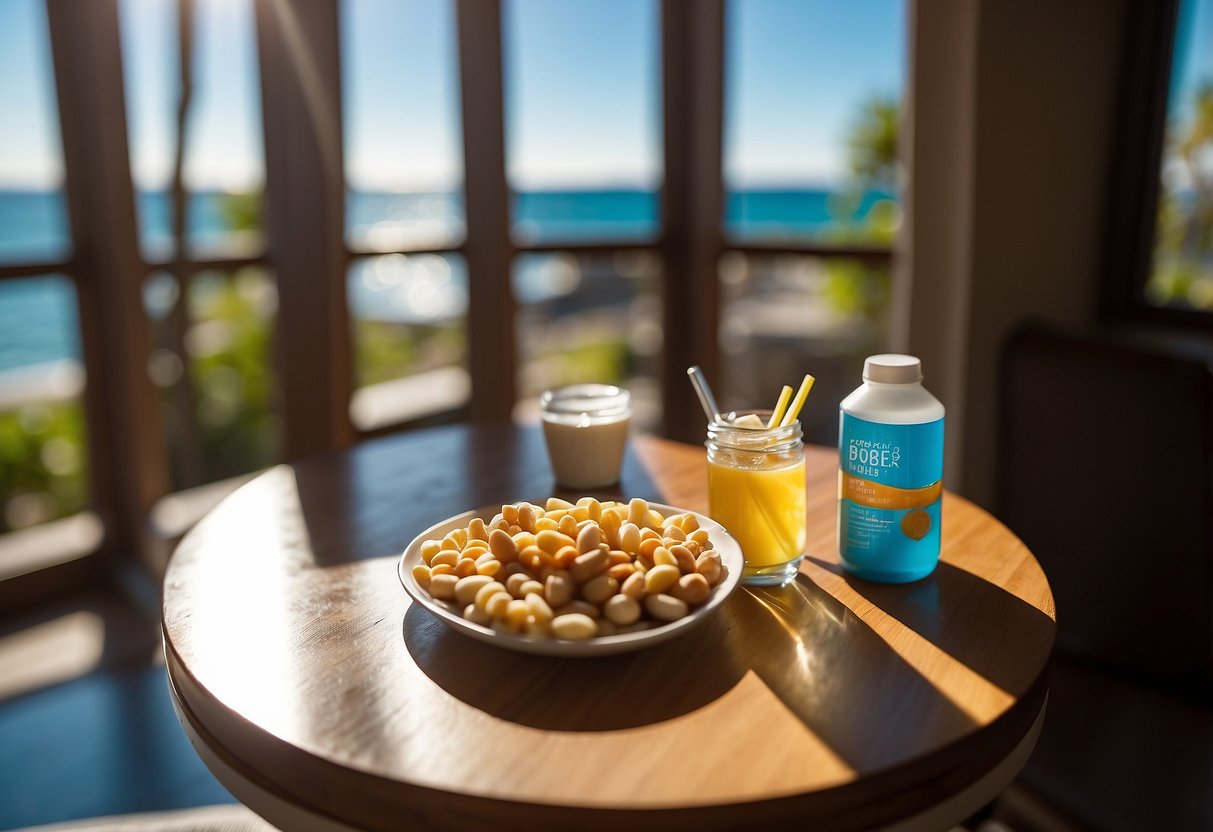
[838,354,945,583]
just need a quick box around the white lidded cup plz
[540,384,632,489]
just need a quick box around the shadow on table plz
[404,571,982,772]
[808,557,1056,697]
[291,425,666,569]
[402,602,748,732]
[734,574,978,771]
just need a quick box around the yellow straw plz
[780,374,816,427]
[766,385,793,429]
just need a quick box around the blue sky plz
[1172,0,1213,121]
[725,0,904,187]
[343,0,463,192]
[504,0,661,190]
[0,0,909,192]
[121,0,265,192]
[0,0,64,189]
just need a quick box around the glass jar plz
[540,384,631,489]
[706,410,807,585]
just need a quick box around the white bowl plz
[399,502,743,657]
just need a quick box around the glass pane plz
[0,0,71,264]
[724,0,905,245]
[121,0,266,261]
[342,0,465,251]
[0,277,89,533]
[718,252,890,444]
[347,253,470,430]
[1146,0,1213,311]
[504,0,661,244]
[513,251,662,431]
[145,267,279,490]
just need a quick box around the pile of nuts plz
[411,497,729,641]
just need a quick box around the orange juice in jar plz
[707,412,806,585]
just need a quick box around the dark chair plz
[997,321,1213,831]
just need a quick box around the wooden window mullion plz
[661,0,726,443]
[456,0,515,423]
[254,0,352,458]
[45,0,170,567]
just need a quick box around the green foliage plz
[817,94,902,324]
[823,259,892,321]
[846,96,901,189]
[354,320,465,388]
[218,191,263,234]
[0,401,88,533]
[186,269,279,484]
[543,337,630,390]
[1149,82,1213,310]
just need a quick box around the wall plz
[896,0,1131,509]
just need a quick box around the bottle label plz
[838,413,944,580]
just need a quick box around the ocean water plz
[0,276,81,373]
[0,187,893,372]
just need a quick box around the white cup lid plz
[863,354,923,384]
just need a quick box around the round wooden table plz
[163,424,1054,832]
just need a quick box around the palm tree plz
[846,96,900,189]
[818,96,902,322]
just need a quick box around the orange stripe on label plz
[838,471,942,510]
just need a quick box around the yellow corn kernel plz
[558,514,579,538]
[430,550,458,569]
[411,564,432,587]
[420,540,441,564]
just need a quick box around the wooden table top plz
[162,423,1055,832]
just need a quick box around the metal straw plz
[686,366,722,424]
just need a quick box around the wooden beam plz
[0,261,77,281]
[176,255,270,275]
[514,240,658,256]
[456,0,515,423]
[45,0,171,566]
[727,242,893,266]
[888,0,979,491]
[661,0,725,443]
[255,0,353,458]
[165,0,206,488]
[1098,0,1181,321]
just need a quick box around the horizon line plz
[0,179,878,195]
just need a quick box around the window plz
[724,0,905,246]
[0,277,88,535]
[0,0,911,587]
[1145,0,1213,312]
[120,0,276,507]
[144,267,280,490]
[342,0,471,429]
[342,0,465,251]
[0,0,69,266]
[347,253,469,431]
[504,0,661,245]
[503,0,664,426]
[121,0,266,262]
[720,0,905,442]
[0,2,91,554]
[513,251,663,428]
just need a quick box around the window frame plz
[1100,0,1212,329]
[5,0,897,593]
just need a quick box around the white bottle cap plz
[863,354,923,384]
